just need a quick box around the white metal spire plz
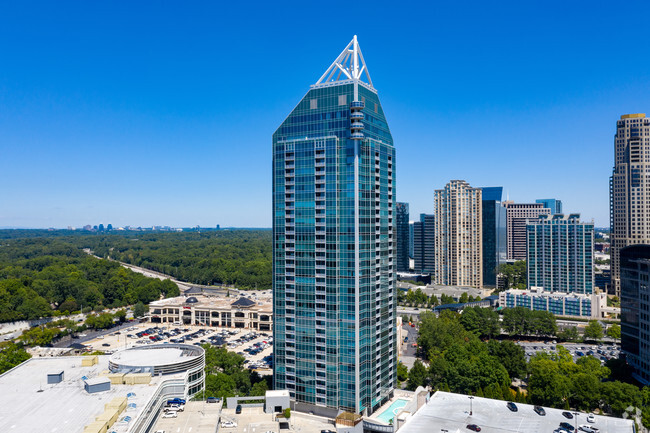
[314,35,374,89]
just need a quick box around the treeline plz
[0,229,272,290]
[398,287,481,307]
[85,231,272,290]
[410,309,649,425]
[0,238,179,322]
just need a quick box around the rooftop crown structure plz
[272,36,396,415]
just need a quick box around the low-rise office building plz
[149,295,273,331]
[499,287,611,319]
[0,344,205,433]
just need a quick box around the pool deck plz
[367,391,415,425]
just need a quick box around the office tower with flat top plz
[272,36,396,415]
[611,114,650,297]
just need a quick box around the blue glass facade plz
[502,289,594,318]
[272,74,396,414]
[481,187,506,287]
[536,198,563,214]
[396,203,410,272]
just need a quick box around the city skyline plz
[2,2,650,228]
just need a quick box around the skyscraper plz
[413,214,435,274]
[611,113,650,297]
[272,36,396,414]
[536,198,563,214]
[526,214,594,294]
[434,180,483,288]
[504,202,551,261]
[481,187,507,287]
[396,203,410,272]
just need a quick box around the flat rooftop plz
[150,294,272,311]
[399,391,634,433]
[0,356,170,433]
[110,345,201,367]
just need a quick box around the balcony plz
[351,132,364,140]
[350,101,365,109]
[350,111,364,120]
[351,122,364,130]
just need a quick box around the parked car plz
[534,405,546,416]
[562,412,574,419]
[207,397,220,403]
[507,402,518,412]
[560,422,575,431]
[466,425,481,432]
[162,411,177,419]
[236,404,242,414]
[221,421,237,428]
[579,425,598,433]
[586,414,595,423]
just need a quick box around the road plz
[399,323,419,368]
[82,248,235,295]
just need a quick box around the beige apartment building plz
[434,180,483,288]
[611,113,650,296]
[148,295,273,331]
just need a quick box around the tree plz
[397,361,408,382]
[487,340,527,379]
[0,343,31,373]
[607,324,621,340]
[114,309,127,323]
[133,302,146,318]
[584,320,604,342]
[497,261,527,291]
[459,293,469,303]
[407,360,428,390]
[557,326,580,342]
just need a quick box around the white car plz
[587,414,595,423]
[162,411,177,419]
[221,421,237,428]
[166,404,184,412]
[579,425,598,433]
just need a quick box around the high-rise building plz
[396,203,410,272]
[620,244,650,384]
[481,187,507,287]
[536,198,563,214]
[272,36,396,414]
[610,113,650,297]
[504,202,551,261]
[413,214,435,274]
[526,214,594,294]
[434,180,483,288]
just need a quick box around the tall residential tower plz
[272,36,396,415]
[611,114,650,296]
[434,180,483,288]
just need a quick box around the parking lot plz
[151,400,222,433]
[82,322,274,374]
[518,341,620,363]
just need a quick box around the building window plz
[310,99,318,109]
[338,95,347,106]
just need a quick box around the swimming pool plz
[375,398,409,424]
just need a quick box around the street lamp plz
[574,412,579,431]
[469,396,474,416]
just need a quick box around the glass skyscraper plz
[481,187,507,287]
[396,202,410,272]
[272,36,396,415]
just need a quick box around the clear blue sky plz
[2,1,649,228]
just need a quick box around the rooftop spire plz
[314,35,374,89]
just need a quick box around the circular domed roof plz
[185,296,199,303]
